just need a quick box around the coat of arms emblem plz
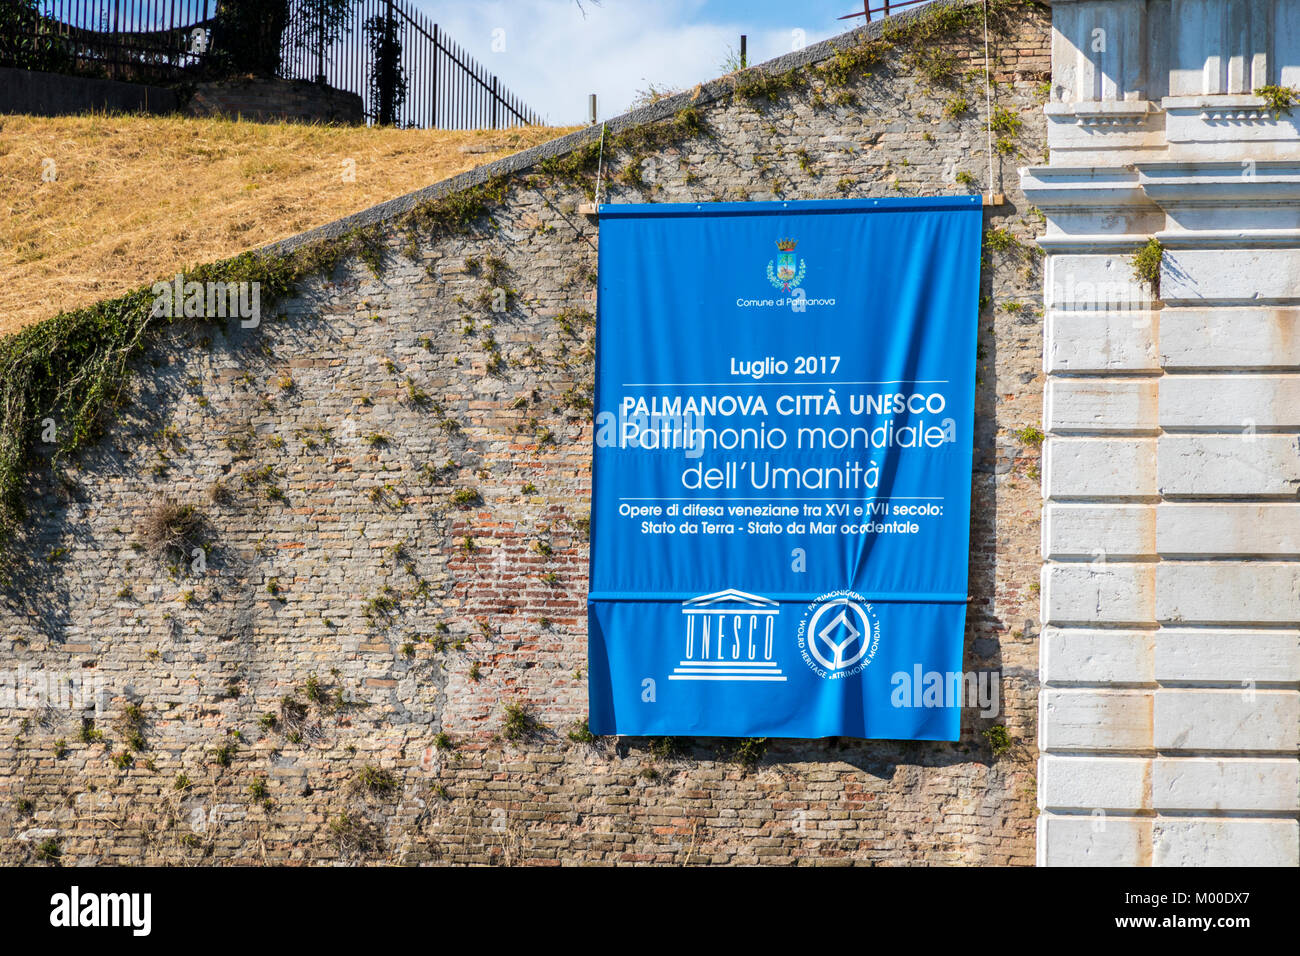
[766,238,806,292]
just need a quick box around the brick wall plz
[0,0,1052,865]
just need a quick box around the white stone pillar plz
[1024,0,1300,867]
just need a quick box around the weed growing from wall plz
[1254,83,1299,117]
[1131,237,1164,298]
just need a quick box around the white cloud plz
[410,0,841,126]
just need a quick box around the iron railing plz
[0,0,543,128]
[280,0,542,129]
[0,0,217,84]
[838,0,940,22]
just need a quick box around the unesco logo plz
[670,589,787,682]
[796,591,880,680]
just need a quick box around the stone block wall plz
[1026,0,1300,867]
[0,1,1052,865]
[0,69,360,126]
[186,77,364,125]
[0,66,178,117]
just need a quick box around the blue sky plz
[406,1,903,125]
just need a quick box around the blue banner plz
[588,196,982,739]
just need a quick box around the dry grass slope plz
[0,114,577,335]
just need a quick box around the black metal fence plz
[0,0,543,128]
[0,0,217,84]
[281,0,542,129]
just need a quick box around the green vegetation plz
[567,719,597,744]
[117,702,147,751]
[906,47,962,89]
[502,702,539,741]
[77,720,103,744]
[943,94,971,119]
[733,737,768,770]
[649,737,683,760]
[405,378,430,407]
[34,837,61,864]
[449,487,480,507]
[364,587,399,621]
[1131,237,1164,297]
[356,765,397,795]
[303,673,327,705]
[983,227,1022,254]
[1013,425,1045,447]
[984,725,1013,757]
[400,174,513,249]
[1254,84,1299,117]
[990,105,1023,137]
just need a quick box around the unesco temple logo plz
[766,238,806,292]
[670,589,787,682]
